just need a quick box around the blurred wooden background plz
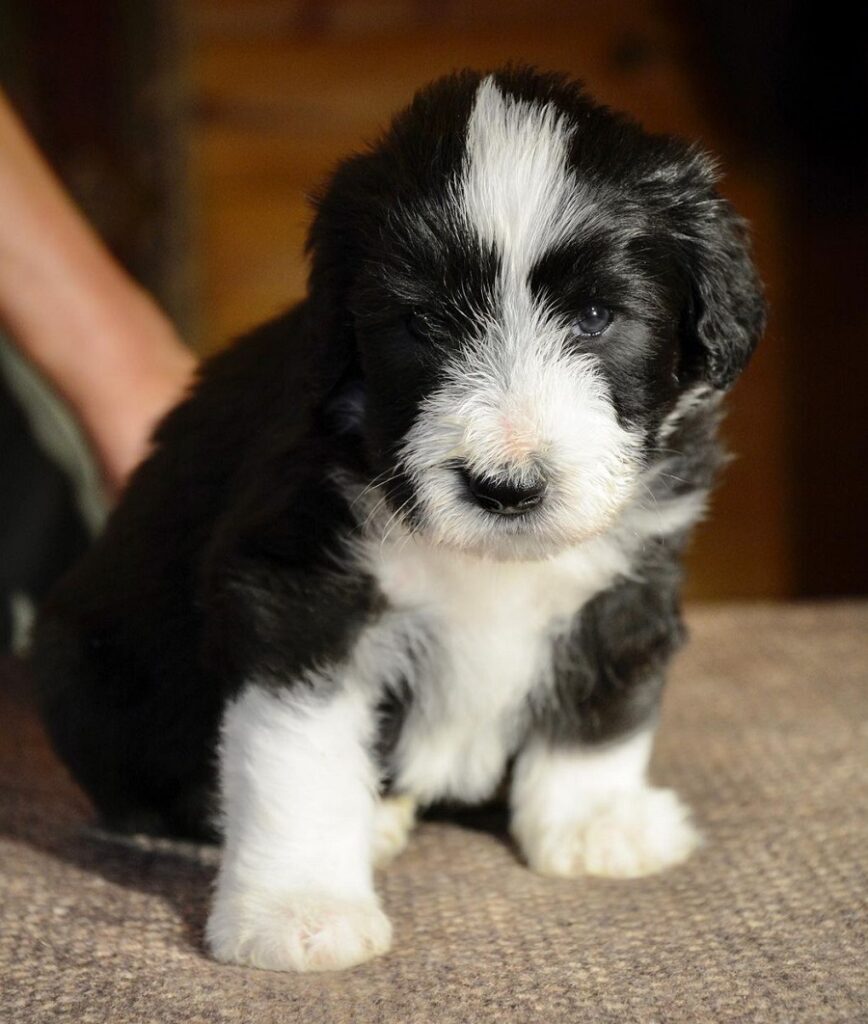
[4,0,866,602]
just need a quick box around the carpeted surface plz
[1,603,866,1023]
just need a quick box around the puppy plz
[33,67,765,972]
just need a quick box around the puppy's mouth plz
[400,460,619,561]
[361,455,634,561]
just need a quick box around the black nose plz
[461,468,546,516]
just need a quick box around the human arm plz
[0,91,196,496]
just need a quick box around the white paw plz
[206,890,392,972]
[517,787,700,879]
[372,794,417,867]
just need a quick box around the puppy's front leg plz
[206,683,391,972]
[511,726,699,879]
[512,578,701,879]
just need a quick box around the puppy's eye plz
[572,304,613,338]
[405,312,430,342]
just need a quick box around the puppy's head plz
[309,68,765,559]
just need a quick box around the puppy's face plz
[311,70,764,558]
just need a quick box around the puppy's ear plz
[304,154,371,390]
[645,145,767,390]
[681,195,766,389]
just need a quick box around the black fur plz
[537,539,685,747]
[31,67,764,840]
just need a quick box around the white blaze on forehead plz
[462,76,583,281]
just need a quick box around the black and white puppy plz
[33,67,765,972]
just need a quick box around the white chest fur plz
[364,530,633,805]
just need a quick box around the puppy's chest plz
[366,536,627,803]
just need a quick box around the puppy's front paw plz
[517,787,700,879]
[206,890,392,972]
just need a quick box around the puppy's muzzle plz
[459,466,547,516]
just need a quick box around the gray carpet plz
[1,603,866,1022]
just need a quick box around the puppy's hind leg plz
[372,794,417,867]
[206,682,391,973]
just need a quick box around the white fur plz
[208,892,391,974]
[622,487,708,537]
[657,383,716,443]
[372,794,417,867]
[461,76,591,279]
[207,684,390,972]
[511,728,700,878]
[378,536,627,804]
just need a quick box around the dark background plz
[2,0,866,601]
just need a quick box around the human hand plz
[62,284,197,497]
